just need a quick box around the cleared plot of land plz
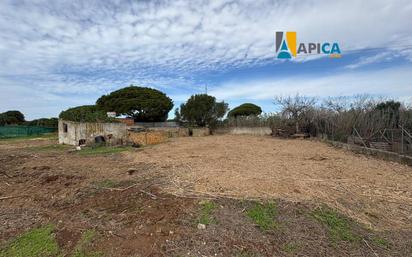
[1,135,411,256]
[128,135,412,230]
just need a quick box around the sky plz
[1,0,412,120]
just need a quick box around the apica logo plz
[275,31,341,59]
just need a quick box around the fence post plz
[401,127,404,154]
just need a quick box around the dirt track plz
[128,135,412,230]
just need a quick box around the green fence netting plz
[0,126,57,138]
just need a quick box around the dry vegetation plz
[0,134,411,256]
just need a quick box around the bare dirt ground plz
[128,135,412,231]
[0,134,411,256]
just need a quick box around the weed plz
[0,224,59,257]
[76,146,131,156]
[198,200,217,225]
[71,230,102,257]
[246,202,278,231]
[312,207,359,243]
[372,236,390,249]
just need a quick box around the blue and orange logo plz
[275,31,341,59]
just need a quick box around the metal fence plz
[0,126,56,138]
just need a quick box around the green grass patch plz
[312,207,359,243]
[71,230,102,257]
[0,133,57,142]
[93,179,119,189]
[28,144,71,152]
[0,224,59,257]
[282,242,299,253]
[198,200,217,225]
[246,202,278,231]
[76,146,132,156]
[372,236,390,249]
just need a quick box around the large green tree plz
[96,86,173,122]
[179,94,228,127]
[0,110,25,125]
[228,103,262,117]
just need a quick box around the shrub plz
[59,105,114,123]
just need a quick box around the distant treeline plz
[0,110,58,128]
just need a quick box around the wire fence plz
[0,126,57,138]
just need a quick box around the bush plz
[59,105,115,122]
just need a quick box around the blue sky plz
[1,0,412,120]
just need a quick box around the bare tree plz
[274,94,317,133]
[324,96,350,113]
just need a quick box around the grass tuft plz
[312,207,359,243]
[71,230,102,257]
[246,202,278,231]
[0,224,59,257]
[198,200,217,225]
[372,236,390,249]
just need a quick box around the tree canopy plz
[0,110,25,125]
[178,94,228,127]
[228,103,262,117]
[59,105,113,122]
[96,86,173,122]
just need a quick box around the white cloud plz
[0,0,411,118]
[1,0,411,76]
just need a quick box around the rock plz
[197,223,206,230]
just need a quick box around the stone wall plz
[148,127,190,138]
[191,127,210,137]
[128,131,168,146]
[214,127,272,136]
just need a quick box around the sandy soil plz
[127,135,412,230]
